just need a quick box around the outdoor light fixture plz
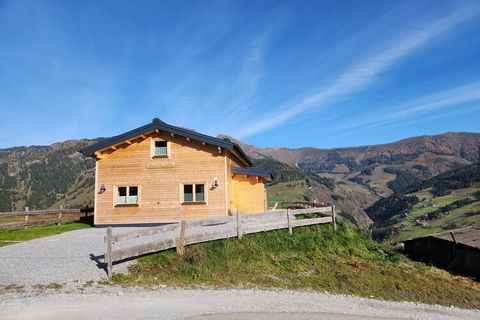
[212,177,218,189]
[98,184,106,194]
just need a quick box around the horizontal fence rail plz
[0,207,94,230]
[104,206,337,278]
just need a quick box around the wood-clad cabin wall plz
[230,174,267,214]
[95,132,228,225]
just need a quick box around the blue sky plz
[0,0,479,149]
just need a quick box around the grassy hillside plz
[268,179,377,225]
[112,223,480,309]
[381,185,480,242]
[248,158,376,226]
[368,163,480,241]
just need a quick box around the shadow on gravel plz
[90,254,107,274]
[90,252,145,275]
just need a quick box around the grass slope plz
[390,185,480,242]
[369,163,480,241]
[112,223,480,309]
[267,179,377,226]
[0,222,91,247]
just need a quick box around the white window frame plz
[151,138,171,158]
[181,182,207,204]
[115,185,140,206]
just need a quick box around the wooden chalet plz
[80,118,272,225]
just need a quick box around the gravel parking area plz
[0,227,118,286]
[0,222,235,287]
[1,288,479,320]
[0,225,186,287]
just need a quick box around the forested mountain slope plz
[366,163,480,241]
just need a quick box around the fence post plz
[287,209,292,234]
[176,220,186,256]
[332,205,337,231]
[58,205,63,225]
[105,227,113,278]
[236,210,243,239]
[24,207,29,228]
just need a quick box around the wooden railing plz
[104,206,337,277]
[0,207,94,230]
[277,201,330,209]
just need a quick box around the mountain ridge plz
[0,132,478,227]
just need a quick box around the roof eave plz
[231,167,272,182]
[79,121,252,166]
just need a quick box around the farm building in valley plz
[403,228,480,279]
[80,118,272,225]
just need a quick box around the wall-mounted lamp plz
[212,177,218,189]
[98,185,106,194]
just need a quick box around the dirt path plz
[1,288,478,320]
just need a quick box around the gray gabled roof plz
[404,227,480,251]
[80,118,252,166]
[231,166,273,181]
[430,228,480,250]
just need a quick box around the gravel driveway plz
[0,227,114,286]
[1,288,479,320]
[0,226,184,286]
[0,222,237,287]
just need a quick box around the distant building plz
[403,228,480,279]
[80,118,272,226]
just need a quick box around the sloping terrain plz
[367,163,480,241]
[112,223,480,309]
[0,139,100,211]
[268,180,376,226]
[227,132,480,197]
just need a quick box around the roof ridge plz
[79,119,252,166]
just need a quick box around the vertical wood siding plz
[230,174,267,213]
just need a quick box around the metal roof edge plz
[231,166,272,181]
[79,119,252,166]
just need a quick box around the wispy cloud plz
[336,81,480,133]
[233,4,480,139]
[221,33,267,119]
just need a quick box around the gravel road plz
[0,225,185,286]
[1,288,478,320]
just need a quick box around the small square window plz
[117,186,139,206]
[182,183,205,203]
[154,141,168,156]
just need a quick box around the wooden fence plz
[277,201,329,209]
[0,207,94,230]
[104,206,336,277]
